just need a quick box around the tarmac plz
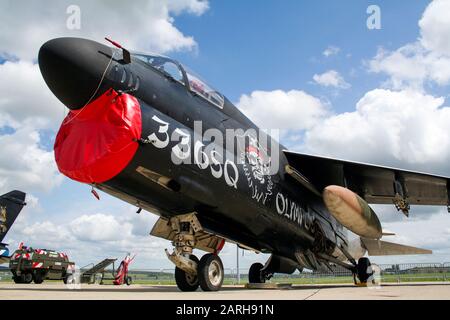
[0,282,450,300]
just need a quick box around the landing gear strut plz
[165,214,225,292]
[393,178,410,217]
[175,254,199,291]
[318,249,374,285]
[165,214,200,276]
[333,245,376,285]
[393,193,410,217]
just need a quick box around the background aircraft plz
[39,37,444,291]
[0,190,26,264]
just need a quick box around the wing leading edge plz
[283,150,450,216]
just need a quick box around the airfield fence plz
[1,263,450,284]
[108,262,450,285]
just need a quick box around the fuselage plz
[39,38,348,268]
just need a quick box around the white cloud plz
[70,213,132,241]
[323,46,340,57]
[6,209,163,266]
[237,90,328,130]
[369,44,450,90]
[0,127,63,194]
[0,61,63,130]
[128,211,159,237]
[0,0,209,61]
[24,194,40,211]
[167,0,209,16]
[22,221,74,244]
[419,0,450,56]
[373,205,444,223]
[303,89,450,167]
[313,70,351,89]
[0,61,64,194]
[369,0,450,90]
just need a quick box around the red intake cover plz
[54,89,141,184]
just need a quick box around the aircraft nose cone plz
[38,37,114,110]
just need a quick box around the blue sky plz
[172,0,430,108]
[1,0,450,270]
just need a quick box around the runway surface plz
[0,282,450,300]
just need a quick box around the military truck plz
[9,244,75,284]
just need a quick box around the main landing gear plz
[165,214,225,292]
[355,257,374,284]
[330,245,375,285]
[248,262,273,284]
[248,263,265,283]
[341,256,376,285]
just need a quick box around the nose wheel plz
[174,253,224,292]
[198,254,224,291]
[175,254,200,292]
[164,213,226,292]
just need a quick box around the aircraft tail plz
[0,245,10,264]
[0,190,26,243]
[361,238,432,256]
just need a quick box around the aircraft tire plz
[357,257,373,283]
[198,254,224,292]
[175,255,199,292]
[248,263,265,283]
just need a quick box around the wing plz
[360,238,432,256]
[283,151,450,211]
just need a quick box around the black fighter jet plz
[39,37,445,291]
[0,190,26,264]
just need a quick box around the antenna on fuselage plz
[105,37,131,64]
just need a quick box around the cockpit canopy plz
[133,53,225,109]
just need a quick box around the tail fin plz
[0,190,26,243]
[361,238,432,256]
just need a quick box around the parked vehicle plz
[9,244,75,284]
